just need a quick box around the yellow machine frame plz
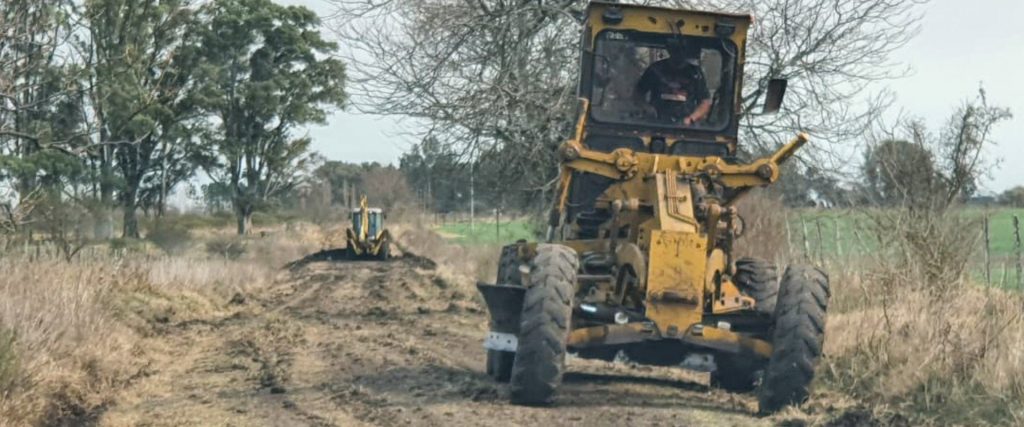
[523,3,805,357]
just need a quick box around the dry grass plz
[392,219,503,282]
[816,261,1024,425]
[791,203,1024,425]
[0,223,320,426]
[0,260,141,425]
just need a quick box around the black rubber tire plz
[486,349,515,382]
[378,241,390,260]
[496,242,524,286]
[509,244,578,406]
[757,265,830,414]
[710,353,761,393]
[734,257,779,316]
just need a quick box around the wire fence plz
[787,211,1024,290]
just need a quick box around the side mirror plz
[762,78,788,114]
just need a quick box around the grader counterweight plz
[476,1,829,414]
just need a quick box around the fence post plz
[834,217,844,260]
[800,217,811,263]
[1001,263,1009,289]
[815,218,825,266]
[1014,215,1022,289]
[784,213,793,261]
[983,215,991,286]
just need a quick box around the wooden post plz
[815,218,825,266]
[983,215,991,286]
[784,213,793,261]
[1001,263,1009,289]
[833,217,844,259]
[800,217,811,263]
[1014,215,1023,289]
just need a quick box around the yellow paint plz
[685,325,774,358]
[568,322,656,348]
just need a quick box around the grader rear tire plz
[496,243,523,285]
[509,244,578,405]
[757,265,830,414]
[734,257,779,316]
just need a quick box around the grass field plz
[435,218,538,244]
[791,207,1024,258]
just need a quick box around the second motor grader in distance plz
[477,2,829,414]
[345,196,391,260]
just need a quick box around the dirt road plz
[99,253,777,426]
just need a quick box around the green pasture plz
[789,208,1024,260]
[435,218,538,245]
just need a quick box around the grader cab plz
[477,2,829,414]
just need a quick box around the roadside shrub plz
[144,213,234,231]
[108,238,148,254]
[147,225,192,255]
[734,189,791,263]
[205,237,247,260]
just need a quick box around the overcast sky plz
[285,0,1024,193]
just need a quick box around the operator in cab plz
[635,39,712,127]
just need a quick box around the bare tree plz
[861,89,1011,289]
[329,0,928,204]
[674,0,927,155]
[331,0,580,199]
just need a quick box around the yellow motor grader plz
[345,196,390,260]
[477,2,829,414]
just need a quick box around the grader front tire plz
[734,257,779,316]
[508,244,578,406]
[757,265,830,414]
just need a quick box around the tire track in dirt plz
[99,255,774,426]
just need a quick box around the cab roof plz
[586,1,753,23]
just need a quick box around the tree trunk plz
[236,205,253,235]
[95,185,115,239]
[121,175,142,238]
[123,205,140,239]
[94,146,116,239]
